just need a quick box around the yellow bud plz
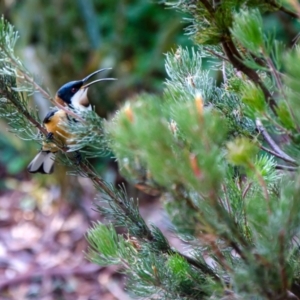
[189,153,202,179]
[128,236,141,251]
[152,265,158,277]
[169,120,177,135]
[124,105,134,122]
[195,93,204,116]
[227,137,258,166]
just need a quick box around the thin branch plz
[256,119,298,166]
[203,47,230,62]
[259,145,298,166]
[229,241,247,261]
[268,0,300,19]
[222,38,278,115]
[0,86,48,136]
[275,164,298,171]
[260,144,283,158]
[279,230,288,294]
[242,182,253,199]
[221,184,232,214]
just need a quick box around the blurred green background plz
[1,1,299,198]
[0,0,191,197]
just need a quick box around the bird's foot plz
[74,151,82,165]
[46,132,54,140]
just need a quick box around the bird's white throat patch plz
[71,89,91,111]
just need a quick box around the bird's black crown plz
[56,80,83,104]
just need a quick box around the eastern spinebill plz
[27,68,115,174]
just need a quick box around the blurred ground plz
[0,173,180,300]
[0,176,126,300]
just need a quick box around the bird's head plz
[55,68,115,111]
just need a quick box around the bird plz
[55,68,115,111]
[27,109,69,174]
[27,68,115,174]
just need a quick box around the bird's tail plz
[27,151,56,174]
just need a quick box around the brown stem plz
[229,240,247,261]
[204,47,230,62]
[260,145,289,162]
[256,119,298,166]
[0,88,48,136]
[268,0,299,19]
[242,182,253,199]
[275,164,298,171]
[279,230,288,293]
[222,38,278,115]
[88,170,220,279]
[221,184,232,214]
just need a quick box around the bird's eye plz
[71,87,77,93]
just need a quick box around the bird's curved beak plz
[81,68,116,90]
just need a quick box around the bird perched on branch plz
[27,68,115,174]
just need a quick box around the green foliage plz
[241,81,266,116]
[231,9,264,55]
[102,2,300,298]
[227,137,258,167]
[64,109,108,157]
[283,46,300,126]
[87,222,128,266]
[276,102,296,132]
[254,154,279,184]
[0,17,42,143]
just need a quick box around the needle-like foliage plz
[2,1,300,298]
